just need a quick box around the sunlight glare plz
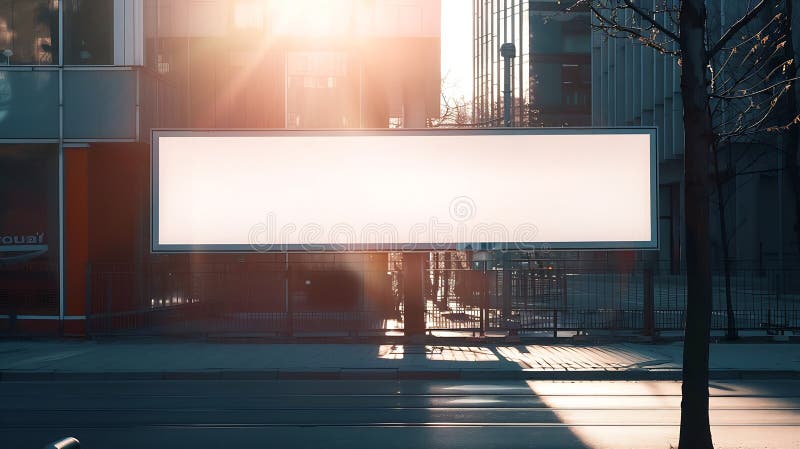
[233,1,264,29]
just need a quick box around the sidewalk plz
[0,340,798,381]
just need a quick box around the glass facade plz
[529,0,590,126]
[0,0,144,67]
[473,0,590,127]
[0,0,441,136]
[474,0,530,126]
[63,0,114,65]
[0,69,59,138]
[0,0,59,65]
[0,144,60,317]
[287,51,360,128]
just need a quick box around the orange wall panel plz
[64,148,89,318]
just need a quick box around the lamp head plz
[500,43,516,59]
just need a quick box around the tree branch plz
[589,5,677,56]
[710,77,796,100]
[623,0,679,43]
[707,0,771,60]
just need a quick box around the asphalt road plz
[1,379,798,449]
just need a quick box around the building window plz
[156,54,169,75]
[286,51,357,129]
[561,63,589,109]
[0,0,59,65]
[0,143,61,316]
[63,0,113,65]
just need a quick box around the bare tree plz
[429,92,474,128]
[705,1,797,340]
[574,1,798,447]
[430,74,475,128]
[771,0,800,252]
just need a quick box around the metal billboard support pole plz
[57,1,65,335]
[285,252,293,337]
[403,252,426,343]
[643,267,655,336]
[473,251,490,338]
[500,43,517,339]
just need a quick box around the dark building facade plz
[591,0,799,270]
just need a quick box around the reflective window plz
[0,144,60,318]
[0,0,59,65]
[0,70,59,138]
[63,0,114,65]
[286,51,357,129]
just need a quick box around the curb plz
[2,369,798,382]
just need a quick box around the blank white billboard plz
[152,129,657,252]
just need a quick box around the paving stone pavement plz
[0,340,796,380]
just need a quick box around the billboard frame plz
[151,127,658,253]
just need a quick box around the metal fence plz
[86,261,404,337]
[423,264,800,335]
[84,258,800,337]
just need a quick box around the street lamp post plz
[500,43,516,127]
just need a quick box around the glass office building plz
[472,0,590,127]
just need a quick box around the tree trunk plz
[678,1,715,448]
[712,143,737,340]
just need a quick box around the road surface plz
[1,379,798,448]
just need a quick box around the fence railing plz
[83,261,800,337]
[86,261,403,336]
[422,264,800,335]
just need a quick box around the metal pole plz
[643,267,655,336]
[285,252,292,337]
[403,252,426,342]
[502,254,512,334]
[57,0,65,334]
[499,43,518,338]
[480,260,487,337]
[85,264,92,337]
[500,43,516,127]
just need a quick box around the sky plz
[440,0,473,103]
